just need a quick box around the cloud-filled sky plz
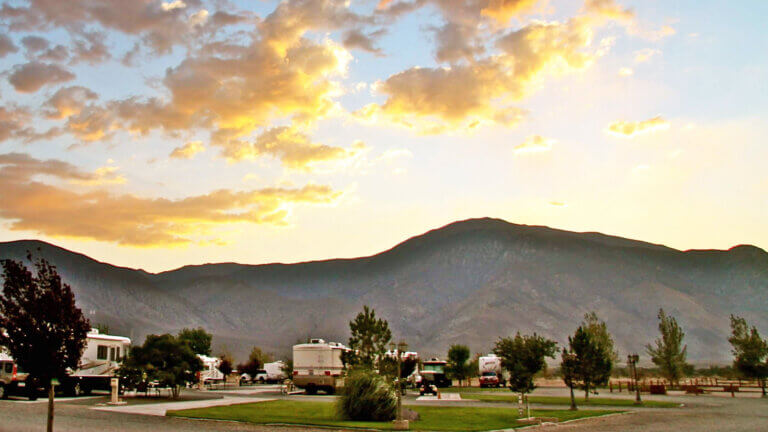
[0,0,765,272]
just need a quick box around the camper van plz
[478,353,508,388]
[292,339,348,394]
[420,358,451,388]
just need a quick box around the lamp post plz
[391,341,409,430]
[627,353,642,405]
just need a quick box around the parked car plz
[0,352,37,400]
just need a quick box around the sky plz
[0,0,766,272]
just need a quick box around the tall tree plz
[446,344,471,386]
[728,315,768,397]
[178,327,213,356]
[645,308,689,386]
[0,255,91,432]
[120,333,203,398]
[494,332,557,415]
[219,354,234,380]
[582,312,618,362]
[569,326,612,401]
[346,306,391,369]
[238,346,274,378]
[560,348,579,411]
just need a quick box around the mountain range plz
[1,218,766,364]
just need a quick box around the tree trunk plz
[761,379,766,398]
[584,382,590,401]
[47,385,54,432]
[569,385,577,411]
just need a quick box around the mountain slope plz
[1,218,766,363]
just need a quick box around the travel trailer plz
[478,353,508,388]
[256,360,286,383]
[292,339,349,394]
[197,354,225,384]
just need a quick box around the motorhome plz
[292,339,348,394]
[478,353,508,388]
[420,358,451,387]
[64,329,132,395]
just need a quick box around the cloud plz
[20,35,49,53]
[342,28,386,56]
[0,106,30,142]
[0,152,342,246]
[0,34,18,58]
[214,126,365,171]
[514,135,555,154]
[170,141,206,159]
[359,16,597,133]
[634,48,660,63]
[618,67,633,76]
[480,0,541,24]
[8,61,75,93]
[43,86,99,119]
[432,22,484,63]
[606,116,670,138]
[583,0,634,21]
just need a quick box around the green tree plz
[0,255,91,431]
[446,344,472,386]
[493,332,557,412]
[120,333,203,398]
[178,327,212,356]
[346,306,391,369]
[645,308,689,386]
[560,348,579,411]
[582,312,618,362]
[238,346,274,378]
[569,326,612,401]
[728,315,768,397]
[219,354,234,380]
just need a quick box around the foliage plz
[728,315,767,395]
[219,354,234,378]
[493,332,557,394]
[581,312,618,363]
[645,308,689,386]
[567,326,612,400]
[178,327,213,356]
[337,369,397,421]
[446,344,472,385]
[0,255,91,385]
[120,333,203,398]
[560,348,578,410]
[238,346,273,377]
[345,305,391,369]
[281,359,293,378]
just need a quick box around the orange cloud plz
[169,141,206,159]
[0,153,342,246]
[481,0,541,24]
[583,0,634,21]
[606,116,670,138]
[8,61,75,93]
[43,86,99,119]
[514,135,555,154]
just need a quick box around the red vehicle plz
[479,371,501,388]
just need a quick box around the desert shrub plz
[338,369,397,421]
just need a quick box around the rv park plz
[1,257,767,432]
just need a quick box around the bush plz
[338,369,397,421]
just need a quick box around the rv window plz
[116,347,121,361]
[97,345,108,360]
[110,347,116,361]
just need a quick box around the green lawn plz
[168,400,619,431]
[460,393,678,408]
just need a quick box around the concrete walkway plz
[93,396,272,416]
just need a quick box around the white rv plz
[197,354,225,383]
[292,339,348,394]
[478,353,508,387]
[255,360,286,383]
[64,329,132,395]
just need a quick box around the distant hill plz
[1,218,766,364]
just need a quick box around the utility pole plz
[627,353,642,405]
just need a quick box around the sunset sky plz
[0,0,765,272]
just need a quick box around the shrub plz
[338,369,397,421]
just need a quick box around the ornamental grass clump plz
[338,369,397,421]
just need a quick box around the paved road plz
[0,387,766,431]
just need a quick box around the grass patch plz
[168,400,618,431]
[461,393,678,408]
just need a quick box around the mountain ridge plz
[0,217,766,364]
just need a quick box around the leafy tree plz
[0,255,91,431]
[645,308,689,386]
[120,333,203,398]
[238,346,273,378]
[582,312,618,362]
[178,327,212,356]
[568,326,612,401]
[728,315,768,397]
[493,332,557,398]
[346,305,391,369]
[446,344,472,386]
[281,359,293,379]
[338,369,397,421]
[560,348,579,411]
[219,354,234,379]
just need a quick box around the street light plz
[627,353,642,405]
[390,341,408,427]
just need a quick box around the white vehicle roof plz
[87,329,131,344]
[293,340,349,350]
